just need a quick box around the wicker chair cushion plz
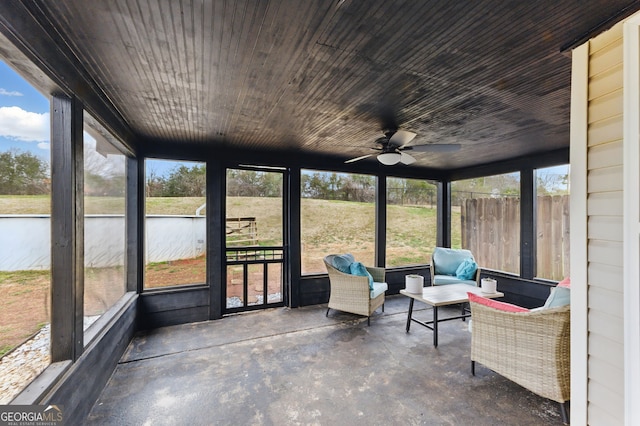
[370,281,388,299]
[468,292,529,312]
[455,258,478,280]
[543,286,570,309]
[432,247,475,275]
[433,275,477,286]
[350,261,374,289]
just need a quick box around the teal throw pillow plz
[433,247,474,275]
[349,261,374,290]
[455,258,477,280]
[543,286,571,309]
[331,253,355,273]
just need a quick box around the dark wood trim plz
[445,148,569,182]
[298,267,552,308]
[40,294,137,423]
[208,161,224,319]
[137,158,146,293]
[125,157,139,293]
[14,294,137,405]
[288,167,302,308]
[375,174,386,267]
[71,99,84,360]
[560,3,640,53]
[520,168,536,279]
[141,141,449,182]
[480,271,552,308]
[139,286,209,330]
[50,94,84,362]
[437,181,451,247]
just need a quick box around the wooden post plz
[208,161,224,319]
[375,174,386,267]
[50,94,84,362]
[126,156,141,293]
[437,180,451,247]
[288,167,301,308]
[520,168,536,279]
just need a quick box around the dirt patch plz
[0,272,50,356]
[144,256,207,288]
[1,255,284,355]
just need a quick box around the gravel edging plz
[0,316,99,404]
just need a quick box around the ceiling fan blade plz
[389,130,416,146]
[408,143,461,153]
[400,152,416,165]
[344,153,374,163]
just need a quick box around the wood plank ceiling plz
[3,0,639,170]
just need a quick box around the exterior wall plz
[0,215,51,270]
[0,215,205,270]
[622,14,640,425]
[585,22,625,424]
[145,215,206,263]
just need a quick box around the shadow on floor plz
[87,295,564,425]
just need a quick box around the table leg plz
[433,306,438,347]
[406,298,414,332]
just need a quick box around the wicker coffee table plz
[400,283,504,347]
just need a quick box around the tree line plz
[0,149,128,196]
[2,149,568,203]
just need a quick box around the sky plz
[0,61,50,160]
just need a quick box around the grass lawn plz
[1,195,461,356]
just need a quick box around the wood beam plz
[288,167,302,308]
[125,157,141,293]
[437,181,451,248]
[520,168,536,279]
[375,175,387,267]
[208,161,224,319]
[50,94,84,361]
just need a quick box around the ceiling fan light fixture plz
[400,152,416,165]
[377,152,402,165]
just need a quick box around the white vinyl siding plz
[586,22,625,425]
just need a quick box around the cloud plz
[0,88,23,96]
[37,142,50,150]
[0,106,49,142]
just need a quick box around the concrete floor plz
[87,295,565,425]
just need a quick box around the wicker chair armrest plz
[429,258,435,285]
[366,266,386,283]
[474,266,482,285]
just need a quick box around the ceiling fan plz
[344,129,461,166]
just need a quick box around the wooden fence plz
[461,195,569,280]
[226,217,258,246]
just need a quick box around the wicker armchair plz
[323,256,387,325]
[469,301,571,423]
[430,247,481,286]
